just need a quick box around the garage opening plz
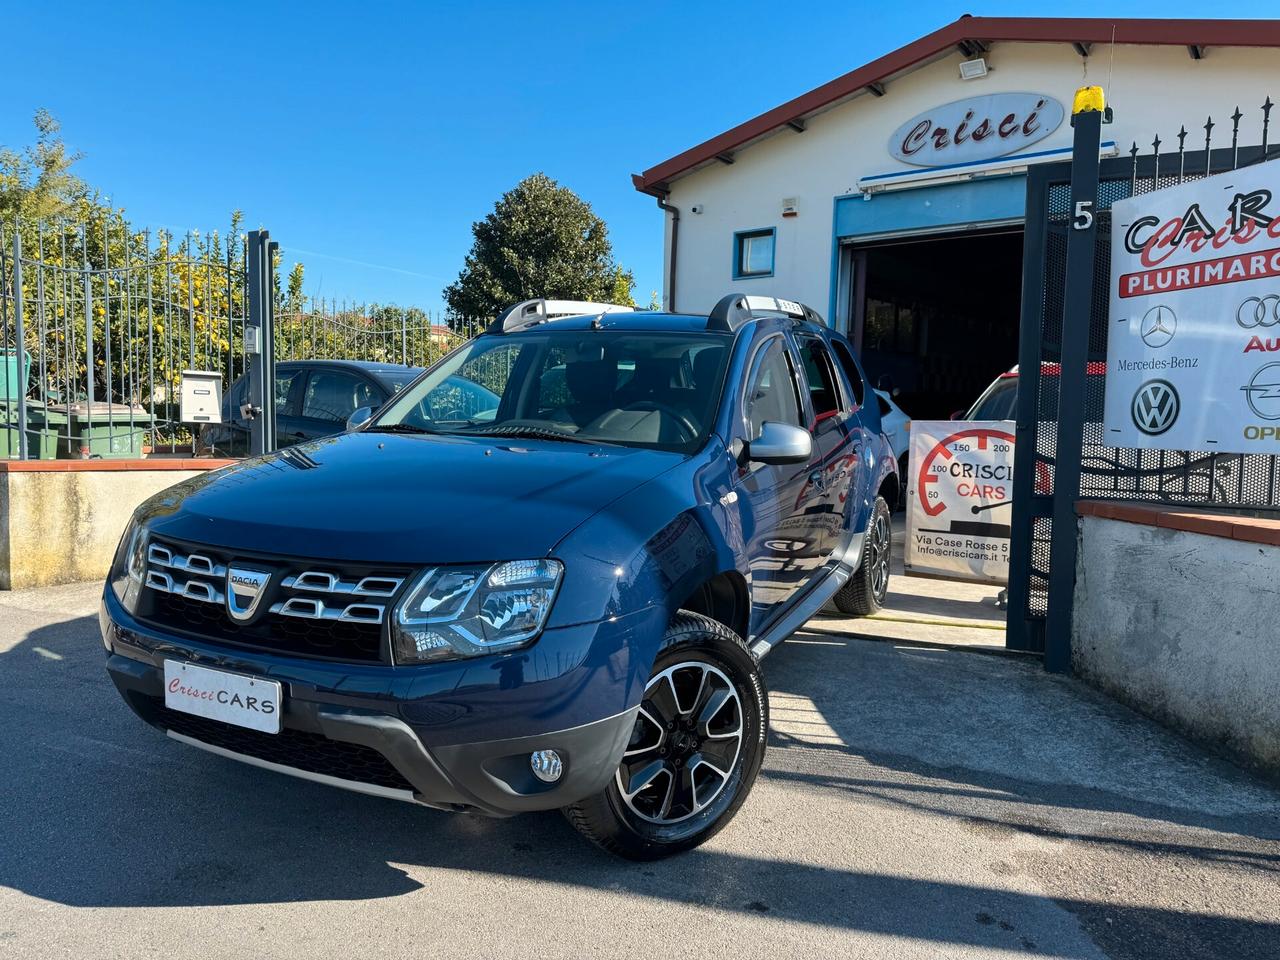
[852,228,1023,420]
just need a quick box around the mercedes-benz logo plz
[1140,305,1177,348]
[1130,379,1180,436]
[1236,295,1280,329]
[1241,362,1280,420]
[226,566,272,622]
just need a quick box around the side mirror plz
[346,406,375,432]
[748,421,812,465]
[949,409,966,421]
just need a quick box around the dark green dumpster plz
[48,402,154,459]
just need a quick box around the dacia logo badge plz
[226,567,271,622]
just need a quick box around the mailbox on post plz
[179,370,223,425]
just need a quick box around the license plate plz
[163,661,282,734]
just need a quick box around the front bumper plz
[101,589,659,816]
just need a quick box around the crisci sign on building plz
[887,92,1065,167]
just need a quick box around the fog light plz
[530,749,563,783]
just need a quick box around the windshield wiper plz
[365,422,436,435]
[453,424,599,445]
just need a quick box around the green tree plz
[0,109,87,221]
[444,173,634,323]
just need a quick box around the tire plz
[832,496,891,617]
[563,611,767,861]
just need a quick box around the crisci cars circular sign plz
[888,92,1065,167]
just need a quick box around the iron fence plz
[0,211,250,458]
[274,299,473,370]
[0,211,469,460]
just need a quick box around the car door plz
[290,368,381,444]
[733,334,828,632]
[829,336,879,539]
[793,334,861,558]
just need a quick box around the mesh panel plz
[1017,147,1280,631]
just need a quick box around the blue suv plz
[102,294,898,859]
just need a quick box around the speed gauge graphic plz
[914,426,1016,539]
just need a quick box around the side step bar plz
[749,526,865,660]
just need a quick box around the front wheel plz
[563,612,767,860]
[831,496,891,616]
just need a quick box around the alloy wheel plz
[615,661,744,825]
[868,513,890,602]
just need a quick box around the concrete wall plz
[0,463,227,590]
[658,42,1280,319]
[1073,514,1280,775]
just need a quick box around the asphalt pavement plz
[2,581,1279,960]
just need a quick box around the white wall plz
[1073,515,1280,774]
[658,42,1280,318]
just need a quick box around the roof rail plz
[706,294,826,333]
[488,298,635,334]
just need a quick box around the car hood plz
[139,432,683,564]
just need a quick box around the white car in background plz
[875,388,911,503]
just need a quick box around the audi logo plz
[1236,295,1280,329]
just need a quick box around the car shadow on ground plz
[3,610,1280,959]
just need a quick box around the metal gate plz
[1007,94,1280,663]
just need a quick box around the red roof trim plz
[633,16,1280,194]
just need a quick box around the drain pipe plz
[654,192,680,313]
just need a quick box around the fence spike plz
[1203,116,1215,176]
[1263,96,1274,155]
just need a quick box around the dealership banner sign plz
[1105,158,1280,453]
[905,420,1014,585]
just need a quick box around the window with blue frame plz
[733,228,775,279]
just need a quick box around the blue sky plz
[2,2,1274,316]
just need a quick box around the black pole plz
[1044,89,1104,674]
[246,230,268,458]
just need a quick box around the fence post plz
[401,311,408,366]
[82,229,95,460]
[12,230,28,460]
[246,230,268,457]
[1043,87,1105,674]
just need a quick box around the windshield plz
[372,330,732,453]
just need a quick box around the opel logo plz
[1140,305,1177,348]
[226,566,271,622]
[1236,295,1280,329]
[1130,379,1180,436]
[1241,362,1280,420]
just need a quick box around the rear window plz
[970,378,1017,420]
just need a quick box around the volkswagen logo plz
[226,567,272,622]
[1140,305,1177,348]
[1130,379,1180,436]
[1241,362,1280,420]
[1236,295,1280,329]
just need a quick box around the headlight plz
[110,521,149,613]
[392,559,563,664]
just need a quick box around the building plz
[633,16,1280,418]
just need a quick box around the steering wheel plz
[621,401,698,441]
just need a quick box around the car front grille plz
[136,536,410,664]
[154,703,416,792]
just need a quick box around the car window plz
[275,369,304,417]
[795,336,840,419]
[877,394,892,417]
[744,338,802,440]
[829,339,867,410]
[971,378,1017,420]
[301,370,379,423]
